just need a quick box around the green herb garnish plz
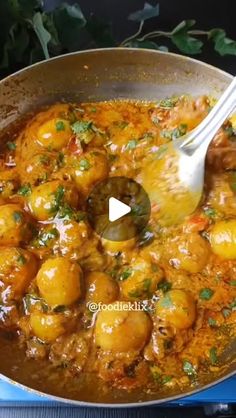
[79,158,91,171]
[119,269,133,281]
[208,317,217,327]
[55,120,65,131]
[18,184,32,196]
[159,97,178,109]
[204,207,216,218]
[199,288,214,301]
[209,347,218,365]
[158,280,172,293]
[17,254,27,265]
[183,360,196,376]
[71,120,92,134]
[7,141,16,151]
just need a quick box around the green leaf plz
[79,158,91,171]
[209,29,236,56]
[209,347,218,365]
[55,120,65,131]
[18,184,32,196]
[17,254,26,265]
[208,317,217,327]
[158,280,172,293]
[6,141,16,150]
[30,12,51,59]
[230,280,236,286]
[71,120,92,134]
[86,15,115,48]
[204,207,217,218]
[119,269,133,281]
[171,20,203,55]
[183,360,196,376]
[53,3,86,51]
[128,2,159,22]
[199,288,214,301]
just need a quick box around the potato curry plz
[0,96,236,398]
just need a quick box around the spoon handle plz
[180,77,236,155]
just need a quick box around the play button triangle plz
[109,197,131,222]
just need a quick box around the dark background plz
[45,0,236,73]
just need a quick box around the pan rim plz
[0,47,234,407]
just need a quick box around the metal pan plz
[0,48,235,406]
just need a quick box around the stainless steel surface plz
[0,48,235,406]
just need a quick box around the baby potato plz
[0,247,38,301]
[210,220,236,259]
[37,118,72,150]
[30,312,65,342]
[85,271,119,304]
[155,289,196,329]
[36,257,82,306]
[18,152,57,186]
[167,233,210,273]
[95,304,152,352]
[72,150,109,196]
[0,204,33,246]
[102,237,136,255]
[28,180,79,221]
[119,256,163,300]
[58,220,90,257]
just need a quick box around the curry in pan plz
[0,96,236,398]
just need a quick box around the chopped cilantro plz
[209,347,218,365]
[71,120,92,134]
[51,185,65,213]
[183,360,196,376]
[222,307,231,318]
[13,211,22,223]
[208,317,217,327]
[57,152,65,166]
[229,280,236,286]
[199,288,214,301]
[162,375,172,384]
[161,124,187,140]
[79,158,91,171]
[159,97,178,109]
[37,228,59,247]
[18,184,32,196]
[119,269,132,281]
[39,154,50,165]
[17,254,26,265]
[158,280,172,293]
[55,120,65,131]
[204,207,216,218]
[7,141,16,151]
[229,299,236,310]
[126,139,138,150]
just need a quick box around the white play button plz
[109,197,131,222]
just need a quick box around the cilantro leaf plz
[209,29,236,56]
[199,288,214,301]
[158,280,172,293]
[55,120,65,131]
[79,158,91,171]
[18,184,32,196]
[128,2,160,22]
[209,347,218,365]
[171,20,203,55]
[183,360,196,376]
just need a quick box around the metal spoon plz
[141,77,236,226]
